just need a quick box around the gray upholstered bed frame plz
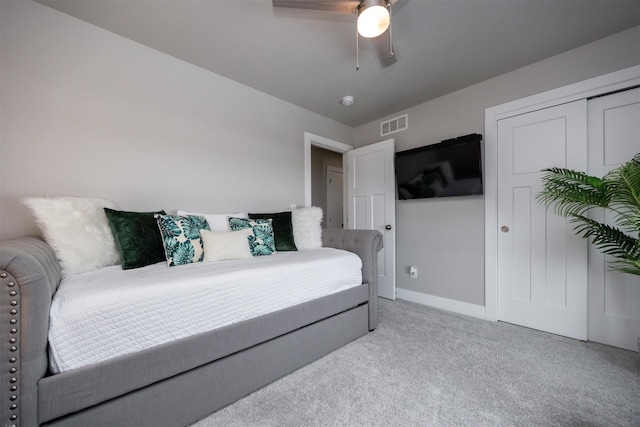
[0,228,382,427]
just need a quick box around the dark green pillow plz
[248,211,297,251]
[104,208,167,269]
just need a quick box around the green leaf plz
[180,217,202,240]
[172,242,195,266]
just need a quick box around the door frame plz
[484,65,640,322]
[304,132,353,214]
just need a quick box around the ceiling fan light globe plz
[357,2,390,38]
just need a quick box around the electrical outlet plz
[409,266,418,279]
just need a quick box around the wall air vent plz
[380,114,408,137]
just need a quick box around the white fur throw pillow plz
[23,196,120,276]
[177,210,247,232]
[201,228,253,262]
[292,206,323,249]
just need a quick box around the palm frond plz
[537,167,610,217]
[570,215,640,260]
[609,260,640,276]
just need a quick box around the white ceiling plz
[36,0,640,127]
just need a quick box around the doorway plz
[303,132,352,209]
[310,146,344,228]
[303,132,397,300]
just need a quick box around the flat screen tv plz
[395,133,483,200]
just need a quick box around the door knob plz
[501,226,509,233]
[385,225,392,230]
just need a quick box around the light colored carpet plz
[191,298,640,426]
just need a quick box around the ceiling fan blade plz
[272,0,360,14]
[372,30,397,68]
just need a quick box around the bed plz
[0,228,382,427]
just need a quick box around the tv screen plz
[395,134,483,200]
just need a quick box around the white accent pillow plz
[177,210,247,232]
[292,206,323,249]
[23,196,120,276]
[201,228,253,262]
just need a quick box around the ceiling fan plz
[272,0,399,69]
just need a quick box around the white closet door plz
[497,100,588,340]
[587,87,640,351]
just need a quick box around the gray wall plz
[353,26,640,307]
[0,0,352,240]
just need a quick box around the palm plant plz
[537,153,640,275]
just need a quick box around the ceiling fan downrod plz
[388,0,394,59]
[356,22,360,70]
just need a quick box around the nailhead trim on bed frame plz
[2,270,19,427]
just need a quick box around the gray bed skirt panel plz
[38,284,369,423]
[43,304,369,427]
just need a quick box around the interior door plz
[587,87,640,351]
[497,100,588,340]
[346,139,396,300]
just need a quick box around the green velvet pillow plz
[248,211,297,251]
[104,208,167,269]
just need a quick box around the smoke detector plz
[341,95,355,106]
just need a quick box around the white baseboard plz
[395,288,487,320]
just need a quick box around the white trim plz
[304,132,353,207]
[484,65,640,322]
[396,288,486,320]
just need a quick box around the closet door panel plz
[588,87,640,352]
[497,100,588,340]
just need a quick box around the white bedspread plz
[48,248,362,373]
